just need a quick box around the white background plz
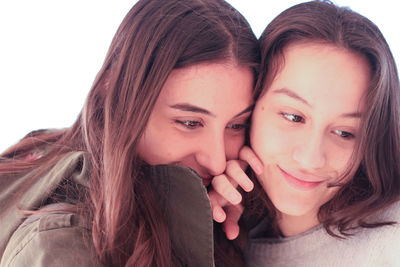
[0,1,398,153]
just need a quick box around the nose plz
[195,134,227,176]
[292,132,326,171]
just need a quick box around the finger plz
[223,204,244,240]
[208,190,227,223]
[211,174,242,205]
[224,221,239,240]
[225,160,254,192]
[240,146,264,175]
[213,205,227,223]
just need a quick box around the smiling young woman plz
[212,1,400,266]
[250,42,370,237]
[243,1,400,266]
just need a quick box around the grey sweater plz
[246,201,400,267]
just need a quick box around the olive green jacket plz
[0,152,215,267]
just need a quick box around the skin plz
[209,145,261,239]
[250,42,370,236]
[211,42,372,239]
[137,62,254,186]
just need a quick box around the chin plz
[269,189,316,218]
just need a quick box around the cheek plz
[250,115,291,164]
[139,122,188,164]
[224,134,245,160]
[314,186,342,213]
[325,142,357,177]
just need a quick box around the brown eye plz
[333,129,355,140]
[282,112,304,123]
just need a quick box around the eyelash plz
[175,120,248,131]
[175,120,203,129]
[280,112,304,123]
[332,130,355,140]
[280,112,355,140]
[227,123,249,131]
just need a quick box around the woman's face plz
[251,43,370,235]
[137,63,254,186]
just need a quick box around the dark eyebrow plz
[272,88,311,107]
[170,103,215,117]
[169,103,254,118]
[340,112,362,118]
[233,104,254,118]
[273,88,362,118]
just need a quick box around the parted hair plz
[1,0,260,266]
[247,0,400,237]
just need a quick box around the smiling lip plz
[278,166,323,190]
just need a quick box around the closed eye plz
[226,123,249,131]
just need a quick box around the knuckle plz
[211,175,235,197]
[226,160,238,171]
[239,146,250,158]
[220,184,233,198]
[211,174,225,186]
[226,161,239,174]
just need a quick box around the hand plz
[208,146,263,239]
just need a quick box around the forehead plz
[266,42,371,110]
[157,62,254,115]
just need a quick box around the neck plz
[278,211,320,237]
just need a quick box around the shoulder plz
[341,200,400,245]
[379,199,400,221]
[362,199,400,229]
[0,151,91,261]
[1,206,104,267]
[349,200,400,264]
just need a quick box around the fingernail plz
[245,180,254,191]
[255,164,263,175]
[214,208,225,222]
[242,180,251,191]
[230,192,241,204]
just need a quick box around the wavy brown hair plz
[246,0,400,237]
[0,0,259,266]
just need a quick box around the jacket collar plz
[145,165,215,267]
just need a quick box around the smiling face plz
[251,43,370,236]
[137,63,254,186]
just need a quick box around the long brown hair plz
[246,0,400,237]
[1,0,259,266]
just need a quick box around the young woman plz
[0,0,259,266]
[213,1,400,266]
